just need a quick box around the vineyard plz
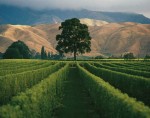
[0,60,150,118]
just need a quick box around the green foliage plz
[44,50,47,59]
[144,54,150,60]
[95,55,104,59]
[0,64,69,118]
[0,62,65,105]
[41,46,48,59]
[107,62,150,72]
[0,60,45,71]
[48,52,51,59]
[77,63,150,118]
[2,48,21,59]
[3,40,31,59]
[0,52,3,59]
[56,18,91,60]
[0,60,150,118]
[0,61,52,76]
[41,46,47,59]
[108,55,122,59]
[123,52,135,60]
[83,63,150,106]
[30,49,41,59]
[102,62,150,72]
[94,62,150,78]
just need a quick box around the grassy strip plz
[0,61,55,76]
[0,60,42,69]
[83,63,150,106]
[102,63,150,72]
[0,61,45,71]
[55,67,100,118]
[93,63,150,78]
[112,63,150,71]
[0,63,69,118]
[0,62,65,105]
[77,63,150,118]
[127,62,150,66]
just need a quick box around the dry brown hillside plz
[0,24,56,53]
[0,18,150,57]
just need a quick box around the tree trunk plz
[74,51,76,61]
[73,43,77,61]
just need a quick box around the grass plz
[54,66,99,118]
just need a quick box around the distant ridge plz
[0,5,150,25]
[80,18,108,26]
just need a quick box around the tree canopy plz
[123,52,135,60]
[3,40,31,59]
[56,18,91,60]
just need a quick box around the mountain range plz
[1,5,150,25]
[0,18,150,57]
[0,5,150,57]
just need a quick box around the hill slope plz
[0,24,56,53]
[0,18,150,57]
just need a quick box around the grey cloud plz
[0,0,150,17]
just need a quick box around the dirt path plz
[54,67,100,118]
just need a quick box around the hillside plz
[0,24,56,53]
[0,18,150,57]
[0,5,150,25]
[80,18,108,26]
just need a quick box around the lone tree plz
[56,18,91,60]
[3,40,31,59]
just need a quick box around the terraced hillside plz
[0,60,150,118]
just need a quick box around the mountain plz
[0,5,150,25]
[0,18,150,57]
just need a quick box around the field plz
[0,59,150,118]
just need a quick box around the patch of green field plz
[0,60,149,118]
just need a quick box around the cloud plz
[0,0,150,17]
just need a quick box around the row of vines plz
[0,60,150,118]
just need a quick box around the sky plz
[0,0,150,18]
